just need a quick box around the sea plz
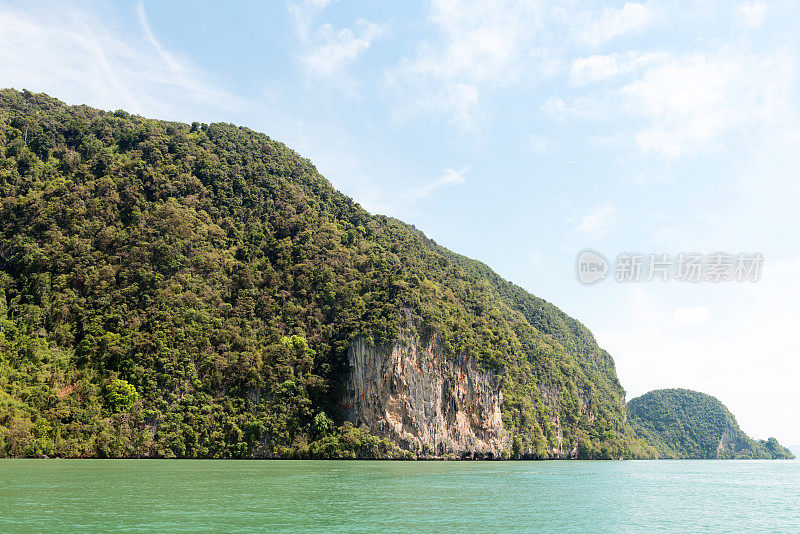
[1,459,798,532]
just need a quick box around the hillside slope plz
[0,89,654,458]
[627,389,793,459]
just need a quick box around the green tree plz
[106,379,139,413]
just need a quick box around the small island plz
[628,389,794,459]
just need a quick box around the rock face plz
[344,328,510,458]
[716,425,739,455]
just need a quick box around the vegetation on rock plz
[0,89,656,458]
[627,389,794,459]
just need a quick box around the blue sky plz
[2,0,799,444]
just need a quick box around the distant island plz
[0,89,790,460]
[628,389,793,459]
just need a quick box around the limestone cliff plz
[344,327,510,458]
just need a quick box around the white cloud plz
[569,51,667,86]
[0,2,239,121]
[419,0,530,84]
[412,166,469,200]
[298,20,386,79]
[542,94,614,122]
[289,0,385,90]
[622,51,797,158]
[553,46,798,159]
[736,1,768,28]
[385,0,549,129]
[386,1,659,129]
[527,133,551,153]
[528,250,545,267]
[573,2,655,48]
[570,54,622,85]
[287,0,334,43]
[672,305,710,326]
[541,96,568,120]
[574,203,617,238]
[318,162,470,217]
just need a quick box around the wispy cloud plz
[570,54,623,86]
[299,20,385,79]
[622,50,797,158]
[0,2,239,120]
[384,0,795,161]
[385,1,658,131]
[572,2,655,48]
[385,0,547,130]
[411,166,469,200]
[289,0,386,92]
[341,165,469,216]
[569,52,667,86]
[736,1,768,29]
[527,133,551,153]
[550,46,798,159]
[574,203,617,238]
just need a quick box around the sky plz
[1,0,799,445]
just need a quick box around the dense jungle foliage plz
[0,89,656,458]
[627,389,793,459]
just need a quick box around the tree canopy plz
[627,389,793,459]
[0,89,656,458]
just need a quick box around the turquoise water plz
[1,460,798,533]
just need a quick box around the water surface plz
[1,459,797,532]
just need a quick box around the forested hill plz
[627,389,794,459]
[0,89,654,459]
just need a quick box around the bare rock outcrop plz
[344,326,510,458]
